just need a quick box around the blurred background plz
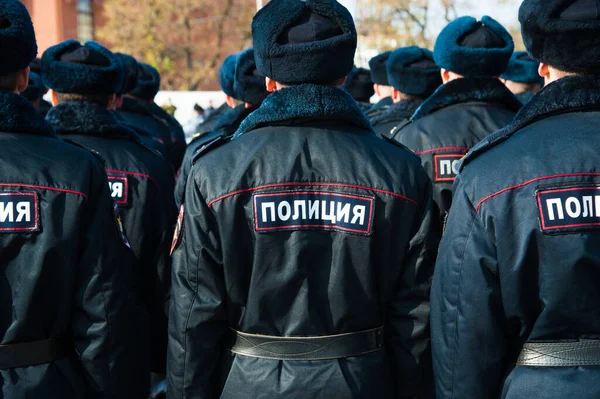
[21,0,522,121]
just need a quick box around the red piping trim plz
[208,182,419,208]
[476,172,600,212]
[106,169,159,189]
[415,147,470,155]
[0,183,88,202]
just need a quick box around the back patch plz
[434,154,464,182]
[253,191,375,235]
[0,192,39,233]
[537,185,600,233]
[108,176,128,206]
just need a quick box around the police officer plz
[0,2,149,397]
[365,51,394,119]
[432,1,600,397]
[371,46,441,138]
[167,0,438,397]
[116,62,186,171]
[174,48,269,207]
[42,40,177,375]
[500,51,544,103]
[342,66,375,111]
[391,16,522,226]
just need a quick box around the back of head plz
[130,63,160,101]
[0,0,38,90]
[115,53,139,95]
[387,46,442,98]
[369,52,392,86]
[252,0,357,85]
[42,40,123,97]
[501,51,543,84]
[342,67,375,102]
[434,15,514,78]
[232,48,269,105]
[219,52,239,98]
[520,0,600,73]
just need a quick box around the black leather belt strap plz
[228,326,384,361]
[517,340,600,367]
[0,337,72,369]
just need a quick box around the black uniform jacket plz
[365,96,393,120]
[167,84,439,399]
[371,99,423,138]
[391,78,521,225]
[195,103,229,133]
[0,92,149,398]
[432,75,600,399]
[174,104,257,208]
[116,97,186,171]
[47,101,177,373]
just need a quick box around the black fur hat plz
[387,46,442,98]
[369,52,391,85]
[342,67,375,102]
[0,0,37,74]
[219,52,238,98]
[233,48,269,105]
[130,63,160,100]
[115,53,139,95]
[520,0,600,73]
[42,40,123,95]
[500,51,543,84]
[252,0,357,84]
[434,16,514,77]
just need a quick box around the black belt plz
[0,337,72,369]
[517,340,600,367]
[227,326,384,361]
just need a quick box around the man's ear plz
[50,90,59,106]
[15,67,30,94]
[265,77,278,93]
[106,94,117,110]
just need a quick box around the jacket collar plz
[213,103,258,134]
[371,99,423,126]
[46,101,138,139]
[0,90,54,137]
[120,96,154,116]
[461,74,600,170]
[412,77,522,121]
[234,84,375,137]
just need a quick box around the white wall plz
[154,91,226,125]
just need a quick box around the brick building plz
[21,0,105,56]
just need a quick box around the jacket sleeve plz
[387,180,439,398]
[167,173,227,399]
[431,175,505,399]
[72,158,151,399]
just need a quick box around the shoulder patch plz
[537,184,600,234]
[253,191,375,236]
[0,192,39,233]
[107,175,129,206]
[192,135,231,165]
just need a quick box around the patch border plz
[0,192,40,233]
[107,175,129,206]
[433,153,465,182]
[536,185,600,233]
[253,191,375,236]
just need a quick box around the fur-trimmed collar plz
[371,99,423,126]
[212,104,258,133]
[412,77,522,120]
[461,75,600,170]
[120,96,154,116]
[0,90,54,137]
[46,101,138,139]
[234,84,374,137]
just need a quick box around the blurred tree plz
[99,0,255,91]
